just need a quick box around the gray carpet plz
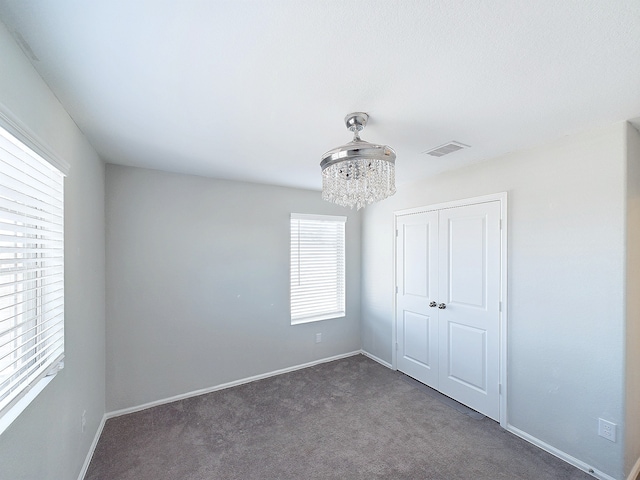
[86,355,593,479]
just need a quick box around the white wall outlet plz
[81,410,87,433]
[315,333,322,343]
[598,418,616,442]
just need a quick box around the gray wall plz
[361,123,627,479]
[0,20,106,480]
[625,122,640,477]
[105,165,361,412]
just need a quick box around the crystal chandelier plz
[320,112,396,210]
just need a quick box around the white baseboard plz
[106,350,361,419]
[507,425,616,480]
[360,349,392,369]
[628,456,640,480]
[77,414,107,480]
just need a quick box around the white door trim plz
[392,192,508,428]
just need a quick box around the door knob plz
[429,301,437,308]
[438,303,446,309]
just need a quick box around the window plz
[290,213,346,324]
[0,124,65,432]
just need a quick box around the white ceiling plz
[1,1,639,191]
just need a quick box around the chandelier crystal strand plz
[321,157,396,210]
[320,112,396,210]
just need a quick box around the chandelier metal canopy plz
[320,112,396,210]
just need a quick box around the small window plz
[0,125,65,432]
[290,213,346,324]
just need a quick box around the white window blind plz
[0,125,64,426]
[290,213,346,324]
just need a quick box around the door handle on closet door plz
[438,303,446,309]
[429,301,437,308]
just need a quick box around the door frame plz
[392,192,508,428]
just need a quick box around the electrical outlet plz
[315,333,322,343]
[81,410,87,433]
[598,418,616,442]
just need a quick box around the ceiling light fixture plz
[320,112,396,210]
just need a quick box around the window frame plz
[0,114,67,436]
[290,213,346,325]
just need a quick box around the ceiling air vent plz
[422,141,469,157]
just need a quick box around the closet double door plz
[396,201,501,420]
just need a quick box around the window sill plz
[291,312,346,325]
[0,375,53,436]
[0,361,63,436]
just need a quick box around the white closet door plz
[395,200,502,421]
[437,201,501,420]
[395,211,439,388]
